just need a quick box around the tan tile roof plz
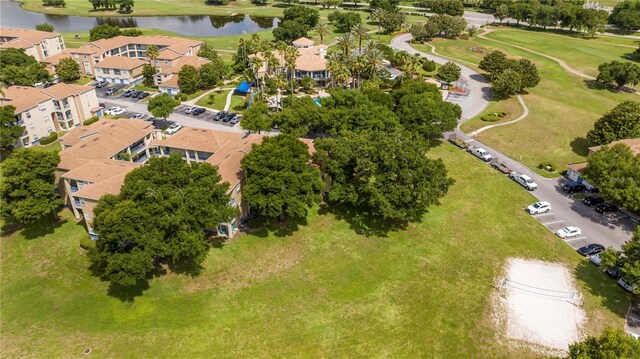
[293,37,314,47]
[86,35,201,57]
[0,28,61,45]
[62,159,139,182]
[0,39,34,49]
[296,52,327,72]
[589,138,640,156]
[94,56,146,70]
[158,76,179,89]
[70,44,101,55]
[59,119,155,170]
[567,162,587,173]
[157,48,181,60]
[206,134,263,186]
[72,171,135,200]
[0,86,50,113]
[159,56,210,75]
[41,49,72,65]
[41,83,94,99]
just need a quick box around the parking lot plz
[174,105,240,128]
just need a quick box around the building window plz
[25,111,31,119]
[114,69,121,75]
[102,69,110,74]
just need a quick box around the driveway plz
[390,34,635,250]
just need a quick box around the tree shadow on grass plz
[107,281,151,302]
[317,202,410,237]
[1,211,66,240]
[574,260,631,319]
[582,79,636,94]
[570,136,590,157]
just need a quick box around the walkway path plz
[469,94,529,136]
[223,89,234,111]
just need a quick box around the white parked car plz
[617,277,637,293]
[526,201,550,215]
[589,253,602,266]
[467,145,493,162]
[555,226,582,239]
[510,172,538,191]
[105,107,125,116]
[185,106,198,114]
[165,123,182,135]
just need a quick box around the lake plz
[0,0,278,36]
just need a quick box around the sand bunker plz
[495,258,585,354]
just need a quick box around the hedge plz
[84,116,99,126]
[39,132,58,145]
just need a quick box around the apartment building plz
[94,56,146,84]
[0,27,66,61]
[252,37,330,82]
[0,83,100,147]
[58,119,158,237]
[154,56,210,95]
[69,35,202,77]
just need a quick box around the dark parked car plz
[98,103,106,108]
[192,107,206,115]
[137,92,150,99]
[606,266,622,280]
[223,112,236,122]
[583,195,604,206]
[563,182,586,193]
[595,203,618,214]
[43,82,54,88]
[577,243,605,257]
[123,89,136,97]
[213,111,226,121]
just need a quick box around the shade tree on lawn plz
[241,101,273,134]
[0,105,24,149]
[0,149,62,224]
[587,101,640,145]
[147,93,180,127]
[567,328,640,358]
[479,51,540,98]
[55,57,81,83]
[599,228,640,295]
[90,155,237,288]
[240,134,323,221]
[436,61,461,84]
[596,61,640,89]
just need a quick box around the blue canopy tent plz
[235,81,253,94]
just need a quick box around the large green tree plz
[609,0,640,31]
[583,143,640,212]
[147,93,180,126]
[141,64,157,86]
[273,20,310,43]
[597,61,640,89]
[567,328,640,358]
[240,101,273,134]
[0,48,51,86]
[314,130,454,222]
[436,61,461,84]
[178,65,200,94]
[600,228,640,294]
[431,0,464,16]
[91,155,236,287]
[55,57,81,83]
[479,50,509,80]
[199,57,228,89]
[35,23,54,32]
[0,105,24,149]
[241,134,322,220]
[89,23,121,41]
[0,149,62,223]
[282,5,320,27]
[587,101,640,145]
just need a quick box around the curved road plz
[391,33,635,250]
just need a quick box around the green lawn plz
[133,83,158,92]
[413,33,638,175]
[195,90,247,111]
[460,95,522,134]
[1,143,630,358]
[483,28,640,77]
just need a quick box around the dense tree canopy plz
[55,57,81,83]
[0,149,62,223]
[609,0,640,31]
[0,48,51,86]
[282,5,320,28]
[0,105,24,149]
[436,61,461,83]
[273,20,310,43]
[567,328,640,358]
[147,93,180,124]
[91,155,236,287]
[241,135,322,220]
[410,14,467,41]
[597,61,640,89]
[314,129,454,222]
[587,101,640,145]
[479,51,540,97]
[178,65,200,94]
[89,23,121,41]
[583,143,640,212]
[430,0,464,16]
[241,101,273,134]
[600,227,640,294]
[328,11,362,33]
[35,23,54,32]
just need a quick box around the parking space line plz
[533,212,555,217]
[565,236,587,242]
[542,220,564,225]
[463,139,473,143]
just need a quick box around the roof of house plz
[41,49,72,65]
[0,38,34,50]
[157,47,182,60]
[93,56,146,70]
[158,56,210,75]
[69,44,101,55]
[296,52,327,72]
[0,28,61,44]
[567,162,588,173]
[62,159,139,182]
[589,138,640,156]
[59,119,155,170]
[0,83,93,113]
[293,37,314,47]
[158,76,180,89]
[77,35,201,58]
[149,128,264,185]
[72,170,136,200]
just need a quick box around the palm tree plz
[250,56,264,93]
[364,40,379,55]
[274,73,287,111]
[405,54,425,77]
[395,50,411,68]
[365,49,385,80]
[336,33,355,57]
[333,65,351,88]
[284,46,299,94]
[263,50,279,78]
[351,23,370,55]
[315,23,330,45]
[325,52,342,88]
[146,44,159,68]
[369,9,384,37]
[348,54,366,89]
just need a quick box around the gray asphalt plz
[391,34,636,251]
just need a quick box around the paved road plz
[391,34,635,251]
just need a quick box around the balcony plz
[130,142,145,153]
[74,199,84,207]
[70,186,78,193]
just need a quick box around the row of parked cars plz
[589,251,637,293]
[213,111,241,124]
[123,89,150,99]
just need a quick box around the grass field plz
[460,95,522,134]
[413,32,638,175]
[483,28,640,77]
[195,90,247,111]
[1,143,630,358]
